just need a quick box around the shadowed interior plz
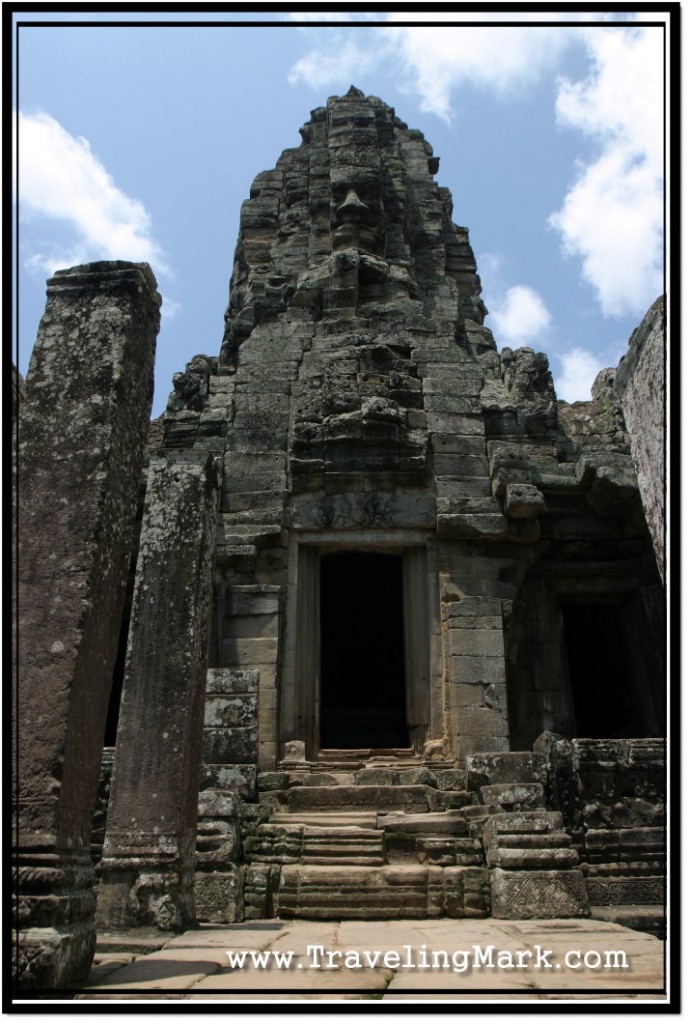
[320,551,408,749]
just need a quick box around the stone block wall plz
[442,595,509,759]
[148,91,664,781]
[614,296,666,582]
[538,735,665,909]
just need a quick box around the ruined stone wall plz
[614,295,666,582]
[538,734,665,933]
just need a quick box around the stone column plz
[14,262,159,989]
[96,451,219,932]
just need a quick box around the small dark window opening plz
[320,551,408,749]
[562,601,647,739]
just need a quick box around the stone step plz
[378,812,474,865]
[497,831,574,849]
[478,783,545,811]
[483,811,573,866]
[276,863,490,920]
[250,822,384,865]
[270,811,378,828]
[483,810,564,836]
[377,811,470,836]
[489,847,579,870]
[277,865,428,920]
[269,784,436,814]
[262,766,465,790]
[416,836,484,866]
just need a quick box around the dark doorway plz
[320,551,409,749]
[562,601,647,738]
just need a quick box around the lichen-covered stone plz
[96,451,219,932]
[15,262,159,988]
[614,295,666,581]
[490,868,589,918]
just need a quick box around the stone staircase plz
[241,753,588,922]
[187,747,665,935]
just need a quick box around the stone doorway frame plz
[506,560,666,748]
[280,530,439,762]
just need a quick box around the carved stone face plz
[331,183,383,256]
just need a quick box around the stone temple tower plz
[18,89,664,979]
[115,87,662,925]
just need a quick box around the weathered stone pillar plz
[96,451,219,931]
[14,262,159,989]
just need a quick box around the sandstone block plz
[204,695,258,729]
[198,790,240,819]
[450,656,506,685]
[200,765,257,800]
[221,637,279,666]
[194,868,245,924]
[448,629,504,658]
[203,727,259,765]
[490,868,589,918]
[466,751,547,790]
[205,668,260,695]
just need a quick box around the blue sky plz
[13,9,670,417]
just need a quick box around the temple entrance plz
[561,600,650,738]
[319,551,409,749]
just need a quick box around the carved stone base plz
[13,848,97,990]
[194,867,245,923]
[586,875,664,906]
[490,867,590,919]
[96,845,196,932]
[13,924,96,991]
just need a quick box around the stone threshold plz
[281,750,456,770]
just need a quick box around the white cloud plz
[24,244,92,278]
[287,18,664,321]
[288,18,576,122]
[288,35,379,90]
[487,285,552,346]
[286,11,383,23]
[549,27,663,317]
[160,295,181,321]
[18,110,169,277]
[554,346,603,402]
[383,20,572,121]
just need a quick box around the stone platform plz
[69,918,667,1004]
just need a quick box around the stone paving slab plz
[85,954,137,986]
[96,933,169,955]
[80,918,667,1004]
[189,965,394,993]
[164,923,286,949]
